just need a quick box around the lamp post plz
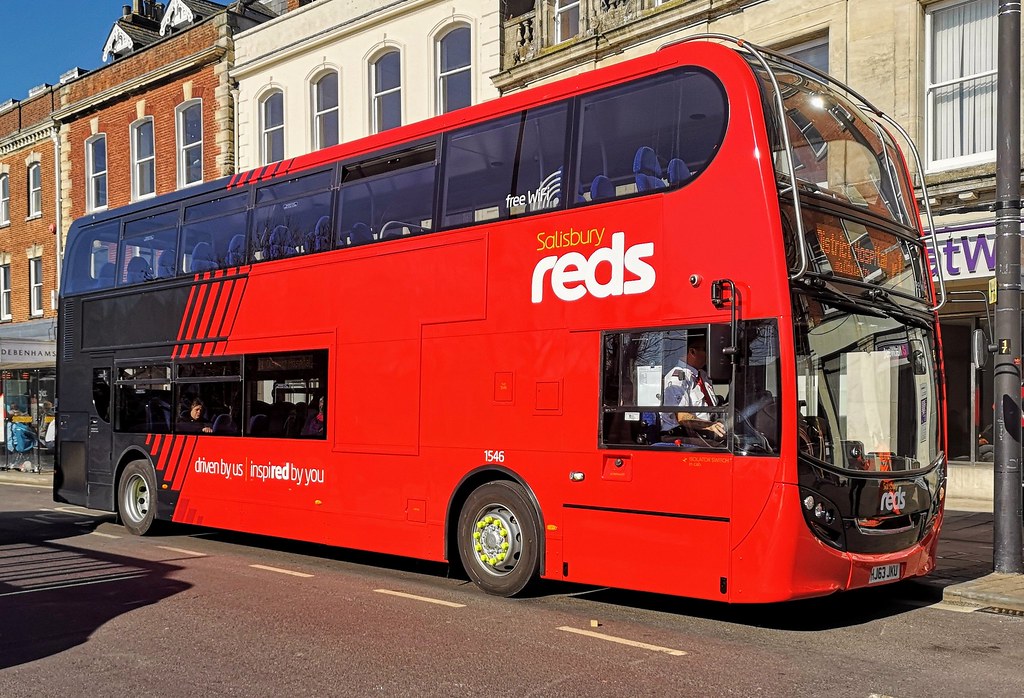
[993,0,1023,574]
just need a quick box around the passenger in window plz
[661,334,727,441]
[178,398,213,434]
[302,396,326,437]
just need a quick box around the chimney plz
[123,4,131,17]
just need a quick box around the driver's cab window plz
[601,321,779,454]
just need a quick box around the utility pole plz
[993,0,1023,575]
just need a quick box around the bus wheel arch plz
[115,450,158,536]
[447,468,544,597]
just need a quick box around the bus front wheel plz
[118,459,157,536]
[457,481,540,597]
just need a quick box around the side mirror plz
[971,328,991,367]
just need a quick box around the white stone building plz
[232,0,502,170]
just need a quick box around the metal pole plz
[993,0,1023,574]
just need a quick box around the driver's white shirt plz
[661,361,714,431]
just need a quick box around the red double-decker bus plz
[55,35,947,602]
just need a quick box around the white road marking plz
[249,564,313,578]
[88,531,122,539]
[0,481,51,489]
[557,626,688,656]
[156,545,206,557]
[374,589,466,608]
[52,506,107,517]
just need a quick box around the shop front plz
[0,322,57,472]
[929,218,1005,465]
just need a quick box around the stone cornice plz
[0,121,56,156]
[53,44,227,122]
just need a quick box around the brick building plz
[55,1,278,228]
[0,85,61,464]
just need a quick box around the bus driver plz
[661,333,727,441]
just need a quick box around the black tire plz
[457,481,541,597]
[118,459,158,536]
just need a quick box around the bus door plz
[566,324,738,598]
[55,358,114,509]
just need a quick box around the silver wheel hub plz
[123,473,150,523]
[470,504,523,577]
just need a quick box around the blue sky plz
[0,1,124,102]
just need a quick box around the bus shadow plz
[557,578,945,631]
[0,510,191,669]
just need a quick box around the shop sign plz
[0,340,57,366]
[926,226,996,281]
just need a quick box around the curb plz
[943,573,1024,615]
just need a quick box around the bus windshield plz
[794,294,941,473]
[758,61,915,228]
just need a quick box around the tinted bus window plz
[337,163,435,246]
[119,211,179,285]
[575,68,727,203]
[63,220,119,295]
[176,360,242,435]
[245,351,327,439]
[251,171,334,262]
[115,364,172,433]
[442,102,568,226]
[182,193,249,273]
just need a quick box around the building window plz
[312,71,339,150]
[27,163,42,217]
[0,264,10,320]
[260,89,285,165]
[0,174,8,225]
[437,26,471,114]
[781,36,829,74]
[86,135,108,211]
[177,100,203,187]
[926,0,997,169]
[131,117,156,199]
[554,0,580,44]
[371,50,402,133]
[30,256,43,316]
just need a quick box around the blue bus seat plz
[667,157,692,185]
[633,146,665,192]
[190,242,218,272]
[590,174,615,201]
[226,234,246,266]
[125,256,153,283]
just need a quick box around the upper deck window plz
[574,68,727,205]
[252,171,333,261]
[761,66,914,228]
[63,220,119,295]
[118,211,178,286]
[338,146,435,246]
[182,192,249,273]
[442,103,567,226]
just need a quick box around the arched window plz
[371,50,401,133]
[437,26,471,114]
[0,173,8,225]
[312,71,339,150]
[86,135,108,211]
[130,117,156,200]
[177,99,203,187]
[27,162,42,216]
[260,89,285,165]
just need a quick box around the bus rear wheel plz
[118,459,157,536]
[457,481,540,597]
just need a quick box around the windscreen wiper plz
[860,288,933,330]
[796,277,889,319]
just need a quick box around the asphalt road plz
[1,480,1022,697]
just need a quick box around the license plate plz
[868,563,902,584]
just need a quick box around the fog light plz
[814,503,826,519]
[803,496,815,510]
